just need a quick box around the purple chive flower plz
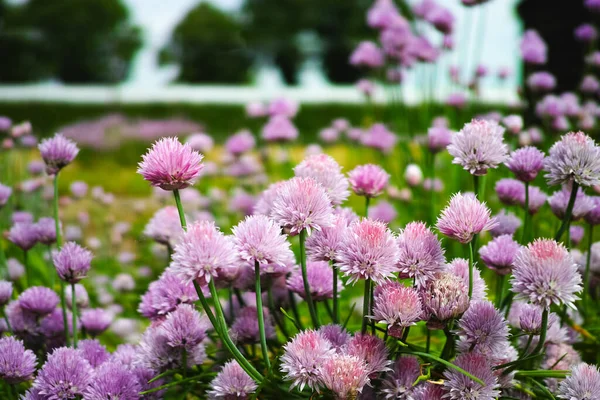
[138,271,198,319]
[570,225,585,246]
[422,272,470,329]
[456,300,509,356]
[396,222,445,288]
[447,119,508,176]
[558,363,600,400]
[490,210,521,237]
[137,324,205,371]
[346,333,390,374]
[544,131,600,187]
[587,0,600,12]
[496,178,524,206]
[34,347,94,399]
[306,214,351,262]
[170,220,237,285]
[143,206,184,246]
[519,185,547,214]
[280,330,334,391]
[160,303,208,349]
[527,71,556,91]
[506,146,545,182]
[347,164,390,198]
[427,125,453,153]
[443,353,500,400]
[511,239,582,309]
[437,193,497,244]
[40,308,73,348]
[446,258,488,301]
[0,281,13,306]
[38,133,79,175]
[337,219,399,284]
[19,286,59,316]
[186,132,214,153]
[350,41,385,68]
[381,356,421,399]
[360,124,398,154]
[81,308,113,336]
[225,130,256,156]
[78,339,110,368]
[270,177,334,236]
[268,98,299,117]
[575,23,598,42]
[85,361,141,400]
[518,303,543,335]
[0,336,36,383]
[231,306,276,344]
[232,215,294,275]
[549,186,595,221]
[208,360,258,399]
[287,261,341,301]
[520,29,547,64]
[502,115,523,135]
[8,222,38,250]
[373,281,422,337]
[479,235,520,275]
[318,324,351,350]
[543,342,581,372]
[368,200,397,223]
[65,284,89,309]
[319,354,370,399]
[294,154,350,206]
[137,137,204,190]
[70,181,88,198]
[414,384,446,399]
[585,196,600,225]
[35,217,57,245]
[0,183,12,207]
[12,211,34,224]
[52,241,93,284]
[261,115,298,142]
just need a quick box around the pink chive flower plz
[548,186,595,220]
[490,210,521,237]
[268,98,299,118]
[360,124,398,154]
[396,222,445,288]
[225,130,256,156]
[422,272,470,329]
[544,131,600,187]
[346,333,391,375]
[253,181,284,216]
[528,71,556,92]
[456,300,510,357]
[479,235,520,275]
[368,200,397,223]
[349,41,385,68]
[496,178,524,206]
[287,261,341,301]
[446,258,488,302]
[294,154,350,206]
[261,115,298,142]
[506,146,545,182]
[38,133,79,175]
[186,132,213,153]
[348,164,390,198]
[337,219,399,284]
[367,0,401,29]
[447,119,508,176]
[520,29,547,64]
[502,115,523,134]
[270,177,334,236]
[558,363,600,400]
[372,281,423,337]
[170,221,238,285]
[427,125,452,153]
[137,137,204,190]
[143,206,184,247]
[443,353,500,400]
[319,354,370,399]
[437,193,497,244]
[306,214,351,262]
[280,330,334,391]
[519,185,547,214]
[511,239,582,309]
[208,360,258,399]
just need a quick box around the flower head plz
[511,239,582,308]
[38,133,79,175]
[518,303,543,335]
[208,360,258,399]
[138,271,198,319]
[495,178,524,206]
[225,130,256,156]
[447,119,508,176]
[479,235,520,275]
[348,164,390,197]
[0,281,13,306]
[35,217,57,245]
[280,330,334,391]
[136,324,206,371]
[520,29,547,64]
[490,210,521,237]
[78,339,109,368]
[456,300,510,357]
[337,219,399,284]
[396,222,445,288]
[318,324,351,350]
[270,177,334,236]
[0,336,36,384]
[170,220,238,285]
[8,222,38,251]
[80,308,113,336]
[346,333,390,374]
[143,206,184,246]
[137,137,204,190]
[34,347,94,399]
[437,193,497,244]
[443,353,500,400]
[427,125,453,153]
[19,286,59,316]
[506,146,545,182]
[350,41,385,68]
[549,185,595,220]
[53,242,93,284]
[381,356,421,399]
[287,261,342,301]
[0,183,12,207]
[161,304,209,350]
[306,214,351,262]
[294,154,350,206]
[231,306,276,344]
[422,272,470,329]
[373,282,422,337]
[261,115,298,142]
[544,131,600,187]
[85,361,140,400]
[585,196,600,225]
[558,363,600,400]
[319,354,370,399]
[446,258,488,301]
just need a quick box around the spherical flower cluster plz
[225,129,256,156]
[479,234,520,274]
[348,164,390,198]
[506,146,545,182]
[294,154,350,206]
[143,206,184,246]
[518,303,543,335]
[456,300,509,357]
[139,271,198,319]
[38,133,79,175]
[160,304,208,349]
[520,29,547,64]
[287,261,342,301]
[496,178,524,206]
[208,360,258,399]
[447,119,508,176]
[372,281,422,337]
[137,137,204,190]
[305,214,350,262]
[0,183,12,208]
[346,333,390,374]
[261,115,298,142]
[396,222,445,288]
[35,217,57,245]
[558,363,600,400]
[443,353,500,400]
[0,281,13,306]
[490,210,521,237]
[280,330,334,391]
[544,131,600,187]
[422,272,470,328]
[511,239,582,309]
[19,286,59,316]
[437,193,497,244]
[85,361,141,400]
[33,347,94,399]
[337,219,399,284]
[446,258,488,302]
[8,222,38,251]
[350,41,385,68]
[80,308,113,336]
[231,306,276,344]
[53,242,93,284]
[380,356,421,399]
[270,177,334,236]
[548,186,595,220]
[0,336,37,383]
[319,354,370,399]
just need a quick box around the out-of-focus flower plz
[0,183,12,208]
[520,29,547,64]
[428,125,452,153]
[368,200,397,223]
[19,286,59,316]
[81,308,113,336]
[294,154,350,206]
[348,164,390,198]
[261,116,298,142]
[186,132,214,153]
[287,261,341,301]
[527,71,556,91]
[143,206,184,247]
[490,210,521,237]
[404,164,423,187]
[53,242,93,284]
[225,130,256,156]
[360,123,398,153]
[8,222,38,251]
[479,235,520,275]
[548,186,595,221]
[268,98,299,118]
[575,23,598,42]
[506,146,545,182]
[350,41,385,68]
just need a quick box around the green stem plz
[425,330,431,353]
[468,241,474,299]
[473,175,479,197]
[429,153,436,225]
[521,334,533,357]
[2,311,11,334]
[71,283,78,348]
[530,308,549,356]
[299,230,319,328]
[53,174,62,246]
[361,278,372,334]
[181,348,187,377]
[254,261,271,369]
[365,196,371,218]
[584,223,594,313]
[408,351,485,386]
[173,189,187,230]
[514,370,569,379]
[59,281,69,346]
[554,182,579,242]
[53,174,69,346]
[23,250,29,287]
[332,261,338,324]
[521,182,530,244]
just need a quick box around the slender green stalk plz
[71,283,78,348]
[473,175,479,197]
[521,334,533,357]
[514,370,569,379]
[53,175,62,246]
[522,182,530,244]
[528,377,557,399]
[429,153,436,225]
[287,290,304,330]
[425,330,431,353]
[181,348,187,378]
[365,196,371,218]
[530,308,549,356]
[254,261,271,369]
[555,182,579,242]
[53,174,69,346]
[2,311,11,334]
[407,351,485,386]
[0,237,6,280]
[23,250,29,287]
[584,223,594,313]
[299,230,319,328]
[331,261,338,324]
[173,189,187,230]
[361,278,372,334]
[468,241,474,299]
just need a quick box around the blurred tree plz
[0,0,141,83]
[160,3,253,84]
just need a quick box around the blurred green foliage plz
[0,0,141,83]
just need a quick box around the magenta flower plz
[0,281,12,306]
[19,286,59,316]
[437,193,497,244]
[35,217,57,246]
[52,242,93,284]
[280,330,334,391]
[294,154,350,206]
[38,133,79,175]
[427,125,452,153]
[268,98,299,118]
[360,124,398,154]
[368,200,397,223]
[544,131,600,187]
[350,41,385,68]
[261,115,298,142]
[447,119,508,176]
[446,258,488,302]
[270,177,334,236]
[506,146,545,182]
[143,206,184,246]
[78,339,109,368]
[528,71,556,92]
[520,29,547,64]
[443,353,500,400]
[208,360,258,399]
[396,222,445,288]
[348,164,390,198]
[137,137,204,190]
[511,239,582,309]
[373,281,422,336]
[0,336,37,384]
[337,219,399,284]
[170,220,238,285]
[518,303,543,335]
[479,235,520,275]
[287,261,341,301]
[422,272,470,329]
[306,214,350,262]
[319,354,370,399]
[225,129,256,156]
[558,363,600,400]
